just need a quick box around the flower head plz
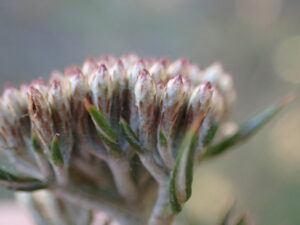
[0,54,239,225]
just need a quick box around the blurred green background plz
[0,0,300,224]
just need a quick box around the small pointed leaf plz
[84,99,118,143]
[51,135,64,167]
[0,168,47,191]
[31,135,43,154]
[119,119,145,153]
[84,99,122,156]
[159,129,168,148]
[169,116,203,213]
[202,95,293,159]
[98,132,122,156]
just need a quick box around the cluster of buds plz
[0,54,288,225]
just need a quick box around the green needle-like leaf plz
[84,99,122,156]
[84,99,118,143]
[0,168,47,191]
[169,116,203,213]
[31,135,43,154]
[51,135,64,167]
[202,95,293,159]
[98,132,122,156]
[159,129,168,148]
[119,118,145,153]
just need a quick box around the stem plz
[139,154,168,184]
[107,158,138,202]
[53,186,144,225]
[148,182,175,225]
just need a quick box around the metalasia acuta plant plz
[0,54,291,225]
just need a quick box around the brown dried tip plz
[53,134,59,143]
[83,98,94,111]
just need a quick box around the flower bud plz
[187,64,202,84]
[189,82,213,117]
[89,64,113,118]
[127,60,145,88]
[134,70,156,122]
[99,55,116,68]
[167,58,189,77]
[82,57,98,76]
[65,67,88,119]
[2,86,27,118]
[120,53,139,69]
[49,71,64,83]
[155,80,165,103]
[161,75,189,134]
[202,63,223,83]
[149,59,168,81]
[109,60,127,90]
[164,75,188,108]
[48,79,73,163]
[134,70,157,146]
[0,96,24,151]
[28,86,54,149]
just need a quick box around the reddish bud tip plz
[4,83,14,89]
[97,64,108,73]
[65,66,82,77]
[205,81,212,90]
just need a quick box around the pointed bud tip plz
[169,75,184,86]
[65,66,82,77]
[97,64,108,73]
[139,69,150,78]
[85,56,97,63]
[30,78,46,87]
[205,81,212,90]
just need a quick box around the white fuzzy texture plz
[149,61,167,81]
[127,60,145,88]
[89,66,113,114]
[109,61,126,90]
[189,83,213,115]
[164,76,184,107]
[167,59,187,76]
[134,72,156,107]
